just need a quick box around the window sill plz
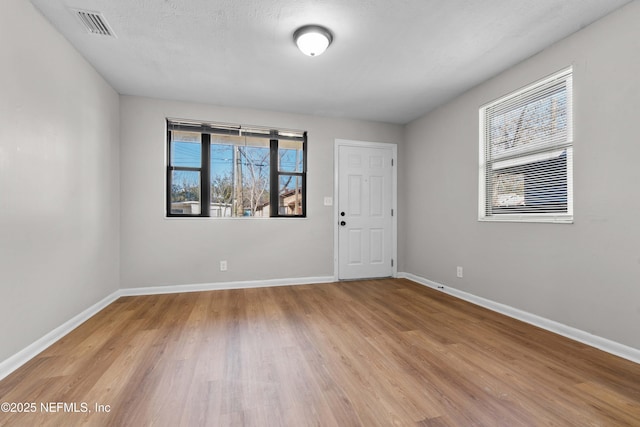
[164,215,308,220]
[478,216,573,224]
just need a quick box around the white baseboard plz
[0,276,334,381]
[399,272,640,365]
[0,290,123,381]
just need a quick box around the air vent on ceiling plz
[72,9,115,37]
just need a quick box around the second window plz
[167,119,307,218]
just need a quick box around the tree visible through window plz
[479,68,573,222]
[167,120,306,218]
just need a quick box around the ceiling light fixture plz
[293,25,333,57]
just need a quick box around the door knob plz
[340,221,346,226]
[340,212,346,216]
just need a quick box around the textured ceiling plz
[30,0,631,124]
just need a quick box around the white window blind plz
[479,68,573,223]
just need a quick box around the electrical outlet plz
[456,266,463,278]
[220,260,228,271]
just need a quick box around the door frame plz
[333,139,398,281]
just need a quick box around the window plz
[167,119,306,218]
[479,68,573,223]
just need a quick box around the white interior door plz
[336,141,396,280]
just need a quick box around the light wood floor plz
[1,279,639,426]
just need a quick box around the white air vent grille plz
[72,9,115,36]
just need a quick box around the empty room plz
[1,0,639,425]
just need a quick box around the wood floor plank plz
[1,278,639,426]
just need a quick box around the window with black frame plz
[167,119,306,218]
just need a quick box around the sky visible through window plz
[171,139,301,183]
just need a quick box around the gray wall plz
[401,1,640,349]
[119,96,402,288]
[0,0,120,361]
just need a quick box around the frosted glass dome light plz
[293,25,333,57]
